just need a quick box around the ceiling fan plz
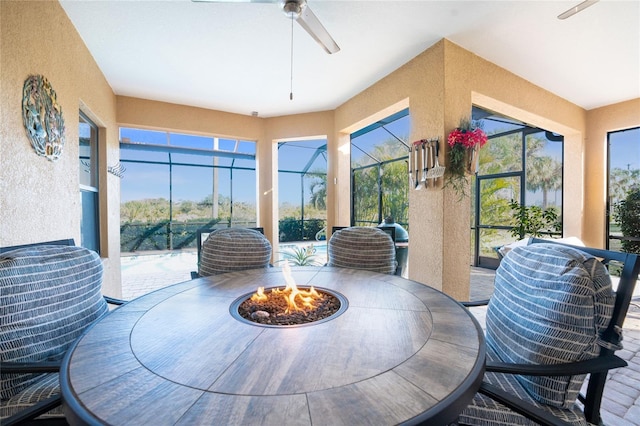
[192,0,340,54]
[557,0,599,20]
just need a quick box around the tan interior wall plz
[116,96,264,140]
[334,40,588,300]
[584,99,640,247]
[334,41,448,293]
[442,41,585,298]
[0,1,121,296]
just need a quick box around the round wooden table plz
[61,266,485,425]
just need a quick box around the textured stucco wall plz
[441,41,587,299]
[0,1,121,296]
[334,39,588,300]
[584,99,640,247]
[116,96,264,140]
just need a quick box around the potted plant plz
[508,200,560,240]
[445,118,488,198]
[495,200,561,259]
[278,243,322,266]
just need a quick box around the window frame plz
[349,108,410,229]
[79,111,101,254]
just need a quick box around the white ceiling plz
[59,0,639,118]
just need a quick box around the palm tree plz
[527,155,562,209]
[351,137,409,225]
[307,173,327,210]
[353,167,380,225]
[381,160,409,225]
[610,167,640,204]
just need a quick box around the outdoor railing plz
[121,220,254,252]
[121,218,326,252]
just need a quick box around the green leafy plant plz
[508,200,560,239]
[445,143,470,198]
[278,217,303,242]
[613,187,640,254]
[278,244,322,266]
[278,218,326,242]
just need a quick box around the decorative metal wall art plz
[22,75,66,161]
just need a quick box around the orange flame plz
[251,286,268,302]
[251,261,321,314]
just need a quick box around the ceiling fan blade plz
[296,4,340,54]
[192,0,339,54]
[557,0,599,20]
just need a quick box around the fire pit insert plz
[230,286,348,328]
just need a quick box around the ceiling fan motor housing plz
[280,0,306,19]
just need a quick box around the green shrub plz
[278,218,326,242]
[120,219,219,252]
[279,217,303,242]
[614,188,640,254]
[508,200,560,240]
[303,219,325,241]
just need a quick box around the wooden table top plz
[61,266,485,426]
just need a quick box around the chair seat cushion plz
[0,373,63,420]
[328,227,396,274]
[199,228,272,276]
[486,243,615,408]
[457,345,588,426]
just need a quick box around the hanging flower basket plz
[445,118,487,198]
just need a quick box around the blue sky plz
[278,139,327,206]
[610,127,640,171]
[119,128,257,204]
[119,129,328,206]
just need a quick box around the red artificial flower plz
[447,127,487,149]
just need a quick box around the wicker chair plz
[458,240,640,426]
[1,242,124,425]
[198,228,272,277]
[328,226,397,274]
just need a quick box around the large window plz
[79,112,100,253]
[119,128,257,252]
[473,107,563,268]
[350,109,410,230]
[608,127,640,252]
[277,140,327,242]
